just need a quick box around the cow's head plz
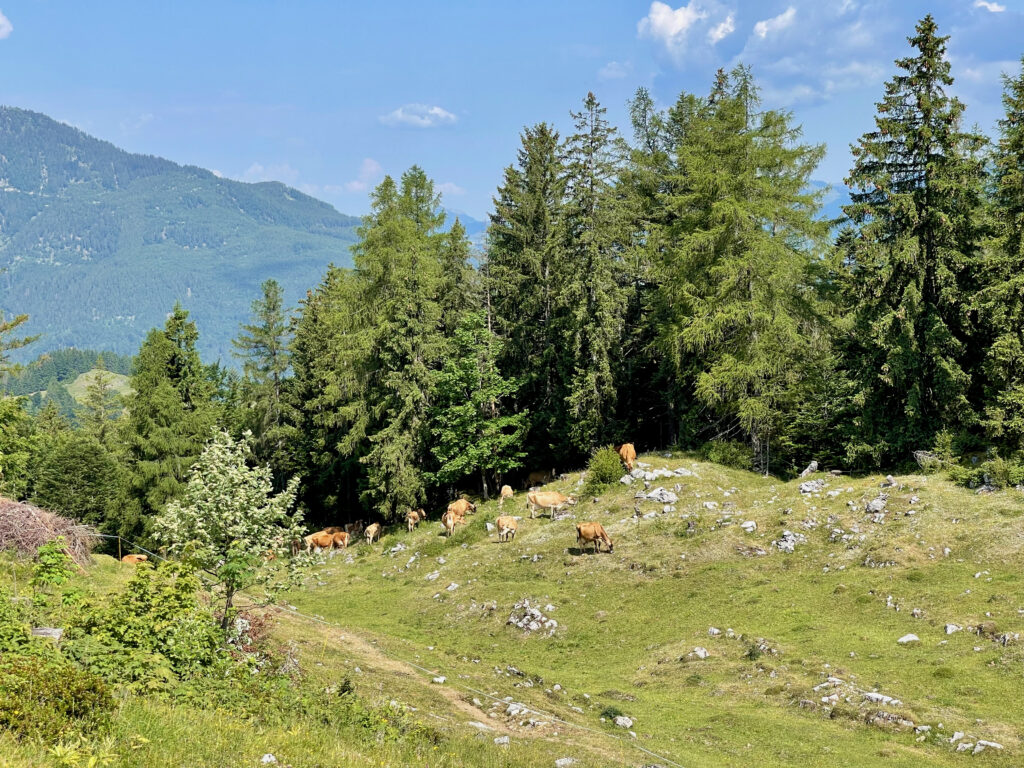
[606,538,614,553]
[566,496,578,506]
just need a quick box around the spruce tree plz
[978,57,1024,450]
[428,310,527,498]
[79,356,121,448]
[844,15,987,463]
[558,92,630,453]
[121,304,219,540]
[487,123,567,459]
[438,218,477,338]
[651,68,827,471]
[232,279,295,480]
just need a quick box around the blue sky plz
[0,0,1022,219]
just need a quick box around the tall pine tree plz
[844,15,987,464]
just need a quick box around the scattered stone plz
[486,522,495,532]
[799,461,819,478]
[433,676,446,684]
[494,736,510,746]
[692,646,710,660]
[555,759,577,768]
[673,467,696,477]
[740,520,757,533]
[645,487,678,504]
[974,741,1003,754]
[897,634,920,645]
[613,715,634,729]
[945,623,962,635]
[260,756,277,765]
[708,627,721,636]
[425,570,440,581]
[771,530,807,553]
[956,743,974,753]
[507,599,559,636]
[866,495,888,513]
[620,475,634,485]
[799,479,826,495]
[446,582,459,591]
[467,721,492,731]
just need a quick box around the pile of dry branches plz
[0,497,96,566]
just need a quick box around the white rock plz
[467,721,492,730]
[950,732,964,743]
[975,740,1003,753]
[703,501,719,510]
[945,623,962,635]
[708,627,721,636]
[260,756,277,765]
[613,715,634,729]
[494,736,510,746]
[692,646,710,659]
[862,692,902,706]
[555,759,577,768]
[432,676,446,684]
[740,520,757,532]
[956,743,974,753]
[486,522,495,532]
[619,475,633,485]
[446,582,459,591]
[425,570,440,581]
[897,633,920,644]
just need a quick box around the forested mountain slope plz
[0,107,360,361]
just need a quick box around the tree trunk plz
[221,585,236,630]
[480,467,490,500]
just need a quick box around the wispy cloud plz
[754,6,797,38]
[437,181,465,196]
[379,103,457,128]
[974,0,1006,12]
[708,13,735,44]
[0,10,12,40]
[637,1,707,57]
[344,158,384,192]
[120,112,154,133]
[598,60,631,80]
[241,162,300,185]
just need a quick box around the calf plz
[495,515,518,543]
[499,485,514,509]
[121,554,148,565]
[406,508,426,532]
[364,522,382,545]
[441,510,456,538]
[576,522,614,554]
[617,443,637,471]
[447,498,475,520]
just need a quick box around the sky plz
[0,0,1022,219]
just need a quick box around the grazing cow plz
[447,498,475,520]
[526,490,576,519]
[526,469,555,488]
[499,485,514,509]
[441,510,456,538]
[322,526,344,534]
[576,522,614,554]
[121,554,148,565]
[332,531,350,550]
[495,515,518,543]
[344,520,366,537]
[406,508,426,532]
[364,522,382,545]
[309,531,335,551]
[617,443,637,471]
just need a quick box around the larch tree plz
[844,15,987,464]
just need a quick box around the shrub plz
[947,451,1024,490]
[0,654,113,741]
[0,588,32,653]
[582,445,624,495]
[699,440,753,471]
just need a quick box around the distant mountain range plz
[0,107,364,362]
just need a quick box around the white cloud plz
[241,162,300,185]
[598,60,631,80]
[437,181,465,196]
[637,1,708,56]
[379,103,457,128]
[344,157,384,192]
[974,0,1006,11]
[0,10,12,39]
[754,6,797,39]
[707,13,735,44]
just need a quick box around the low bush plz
[0,654,113,742]
[582,445,624,496]
[947,451,1024,490]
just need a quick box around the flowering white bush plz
[155,430,307,627]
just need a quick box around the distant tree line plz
[0,16,1022,544]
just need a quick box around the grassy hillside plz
[64,369,131,402]
[2,453,1022,766]
[0,107,360,362]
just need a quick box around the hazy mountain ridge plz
[0,107,361,362]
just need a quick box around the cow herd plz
[300,444,636,557]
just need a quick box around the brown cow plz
[309,531,335,551]
[121,554,148,565]
[322,526,344,534]
[364,522,382,545]
[332,531,350,549]
[576,522,614,554]
[617,443,637,471]
[499,485,514,509]
[441,510,456,538]
[344,520,366,537]
[495,515,518,543]
[447,498,475,520]
[526,469,555,488]
[526,490,576,519]
[406,508,426,533]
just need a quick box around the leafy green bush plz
[0,654,113,741]
[699,440,753,471]
[0,588,32,653]
[947,451,1024,490]
[64,561,225,688]
[582,445,624,495]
